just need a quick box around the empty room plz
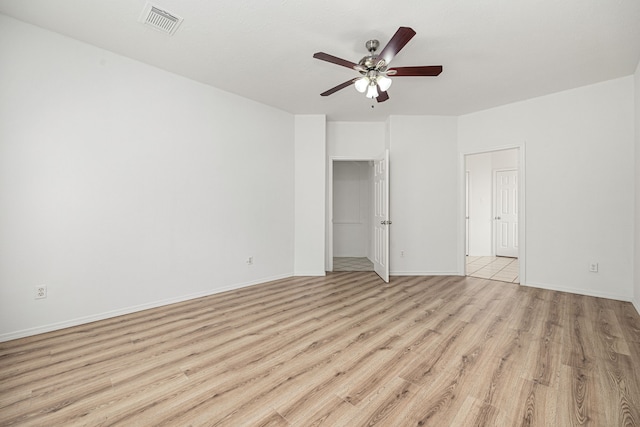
[1,0,640,425]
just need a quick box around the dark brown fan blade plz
[320,78,358,96]
[377,27,416,66]
[313,52,359,70]
[376,89,389,103]
[388,65,443,76]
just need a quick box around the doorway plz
[332,161,374,272]
[464,148,522,283]
[327,152,390,282]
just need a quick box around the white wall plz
[333,162,370,257]
[388,116,459,275]
[327,122,387,159]
[634,61,640,313]
[492,149,519,170]
[294,115,326,275]
[459,77,635,300]
[466,149,518,256]
[0,16,295,340]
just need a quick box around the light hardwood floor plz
[1,273,640,426]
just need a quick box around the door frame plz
[326,156,376,272]
[459,144,526,284]
[465,171,470,256]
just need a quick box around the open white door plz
[373,150,390,282]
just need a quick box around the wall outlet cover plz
[35,285,47,299]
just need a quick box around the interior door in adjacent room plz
[495,169,518,257]
[373,150,390,282]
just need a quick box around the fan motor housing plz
[359,40,386,71]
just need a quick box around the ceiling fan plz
[313,27,442,103]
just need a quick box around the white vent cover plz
[139,3,183,35]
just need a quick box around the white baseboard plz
[522,280,633,303]
[294,271,327,277]
[0,273,293,343]
[390,271,462,276]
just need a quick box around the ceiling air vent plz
[139,3,183,35]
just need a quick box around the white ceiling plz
[1,0,639,121]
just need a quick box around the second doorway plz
[465,148,520,283]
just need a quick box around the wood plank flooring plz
[1,273,640,426]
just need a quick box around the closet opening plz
[331,160,375,272]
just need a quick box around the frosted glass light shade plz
[354,77,369,93]
[377,75,392,92]
[365,84,379,99]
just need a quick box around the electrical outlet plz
[400,250,405,258]
[35,285,47,299]
[247,256,253,265]
[589,262,598,273]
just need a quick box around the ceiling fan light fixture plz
[377,75,392,92]
[365,83,379,99]
[354,77,369,93]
